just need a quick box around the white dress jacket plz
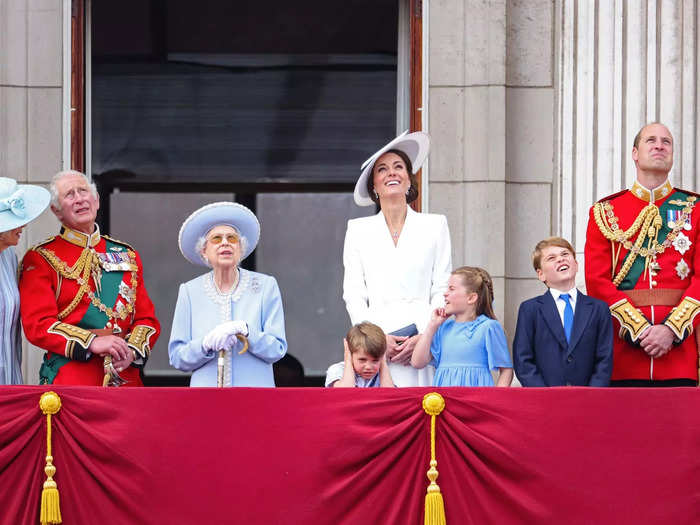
[342,207,452,386]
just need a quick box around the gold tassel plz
[39,391,63,525]
[422,392,446,525]
[102,355,112,387]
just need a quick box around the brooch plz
[676,259,690,280]
[672,232,692,255]
[250,278,261,293]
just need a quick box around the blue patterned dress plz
[431,315,512,387]
[0,247,22,384]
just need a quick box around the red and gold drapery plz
[1,386,699,524]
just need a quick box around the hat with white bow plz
[0,177,50,233]
[353,130,431,206]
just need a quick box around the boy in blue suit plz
[513,237,613,386]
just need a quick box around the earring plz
[373,190,379,199]
[405,188,410,196]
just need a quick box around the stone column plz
[0,0,65,384]
[428,0,508,320]
[555,0,699,284]
[427,0,555,349]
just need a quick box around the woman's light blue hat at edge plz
[178,201,261,267]
[353,130,431,206]
[0,177,51,233]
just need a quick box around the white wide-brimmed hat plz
[178,202,261,266]
[353,130,431,206]
[0,177,50,233]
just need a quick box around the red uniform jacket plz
[585,180,700,381]
[19,226,160,386]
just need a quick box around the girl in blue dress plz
[411,266,513,387]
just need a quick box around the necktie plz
[560,293,574,343]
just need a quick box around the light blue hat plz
[178,202,261,266]
[0,177,50,233]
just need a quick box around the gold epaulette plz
[665,297,700,340]
[102,235,134,251]
[675,187,700,200]
[610,298,651,342]
[19,237,55,277]
[27,235,57,252]
[595,189,628,203]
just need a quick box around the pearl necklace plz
[213,268,240,295]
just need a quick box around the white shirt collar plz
[549,286,578,305]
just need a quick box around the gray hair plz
[50,170,98,208]
[196,225,248,267]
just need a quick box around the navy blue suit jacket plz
[513,290,613,386]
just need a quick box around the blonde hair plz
[451,266,496,320]
[531,237,576,272]
[346,322,387,359]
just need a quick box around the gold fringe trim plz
[422,392,446,525]
[39,391,62,525]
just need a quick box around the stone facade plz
[1,0,64,383]
[429,0,554,355]
[429,0,699,358]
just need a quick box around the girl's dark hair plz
[366,149,419,206]
[452,266,497,320]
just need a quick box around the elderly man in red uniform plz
[19,170,160,386]
[585,123,699,386]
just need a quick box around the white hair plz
[50,170,98,208]
[196,225,248,267]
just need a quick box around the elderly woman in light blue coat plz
[0,177,50,384]
[168,202,287,386]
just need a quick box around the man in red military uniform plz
[19,170,160,386]
[585,123,700,386]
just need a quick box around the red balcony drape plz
[1,386,698,524]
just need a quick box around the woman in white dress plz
[342,132,452,386]
[0,177,50,384]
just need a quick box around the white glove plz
[202,323,232,352]
[225,333,244,353]
[202,321,249,353]
[221,320,249,337]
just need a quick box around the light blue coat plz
[0,247,22,385]
[168,268,287,386]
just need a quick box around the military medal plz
[119,281,135,302]
[676,259,690,280]
[672,232,692,255]
[667,209,679,228]
[668,199,694,230]
[99,251,135,271]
